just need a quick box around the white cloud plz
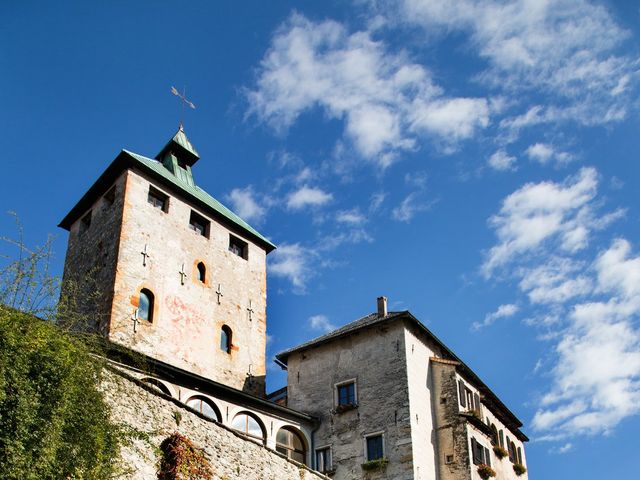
[392,192,431,222]
[226,186,267,223]
[246,13,489,165]
[309,314,336,333]
[482,167,639,439]
[395,0,636,133]
[551,443,574,454]
[286,185,333,210]
[472,303,519,331]
[268,243,315,293]
[482,167,599,276]
[518,257,592,305]
[526,143,573,166]
[488,149,517,171]
[336,209,367,225]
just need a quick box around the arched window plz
[517,446,523,465]
[220,325,232,353]
[231,412,265,443]
[490,424,498,446]
[139,289,154,322]
[196,262,206,283]
[141,378,171,396]
[276,427,307,464]
[186,396,221,422]
[498,429,504,448]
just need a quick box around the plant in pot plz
[477,464,496,480]
[493,445,508,459]
[513,463,527,476]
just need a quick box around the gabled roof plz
[58,149,276,252]
[276,310,528,441]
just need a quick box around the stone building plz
[276,297,529,480]
[58,127,529,479]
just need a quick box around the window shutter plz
[471,438,478,465]
[473,393,481,413]
[484,447,491,467]
[458,380,466,408]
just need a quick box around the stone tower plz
[59,126,275,396]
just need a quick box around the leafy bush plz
[0,306,121,479]
[513,463,527,476]
[477,463,496,479]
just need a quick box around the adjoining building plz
[276,297,529,479]
[58,127,529,479]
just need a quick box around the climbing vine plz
[158,432,213,480]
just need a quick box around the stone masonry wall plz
[431,360,472,480]
[286,320,414,480]
[109,168,267,396]
[61,172,126,333]
[104,369,327,480]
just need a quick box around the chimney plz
[377,296,388,317]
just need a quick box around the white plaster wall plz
[404,326,441,480]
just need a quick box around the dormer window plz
[229,235,248,259]
[189,211,209,238]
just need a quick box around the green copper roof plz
[156,124,200,166]
[123,149,275,250]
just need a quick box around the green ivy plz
[361,458,389,471]
[0,306,121,479]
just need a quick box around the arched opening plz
[141,377,171,396]
[186,396,221,422]
[276,427,307,464]
[139,288,154,322]
[220,325,232,353]
[490,424,498,446]
[517,446,523,465]
[196,262,206,283]
[231,412,265,443]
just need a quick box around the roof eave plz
[58,151,276,253]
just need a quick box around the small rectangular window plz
[366,434,384,461]
[103,186,116,205]
[189,211,210,238]
[315,447,331,473]
[471,437,490,466]
[79,211,92,234]
[445,454,454,464]
[229,234,248,259]
[148,186,169,212]
[337,382,356,406]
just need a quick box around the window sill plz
[334,403,358,414]
[361,458,388,471]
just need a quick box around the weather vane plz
[171,86,196,127]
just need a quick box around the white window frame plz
[315,445,332,473]
[363,431,385,462]
[334,378,358,407]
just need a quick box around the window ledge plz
[334,403,358,414]
[361,458,388,471]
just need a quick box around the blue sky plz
[2,1,640,478]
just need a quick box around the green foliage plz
[493,445,508,459]
[513,463,527,476]
[0,306,121,479]
[157,432,213,480]
[477,463,497,479]
[361,458,389,471]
